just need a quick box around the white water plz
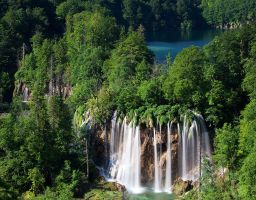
[105,112,211,194]
[164,122,172,193]
[109,111,118,165]
[179,113,211,181]
[22,87,29,102]
[181,117,189,180]
[153,128,161,192]
[108,116,143,193]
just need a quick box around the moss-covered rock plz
[84,178,124,200]
[84,189,122,200]
[172,178,193,196]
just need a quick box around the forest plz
[1,0,256,200]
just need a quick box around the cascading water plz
[178,113,211,181]
[103,125,108,166]
[164,122,172,193]
[159,125,163,190]
[108,115,143,193]
[181,117,189,180]
[104,112,211,194]
[196,114,211,158]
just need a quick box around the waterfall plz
[179,113,211,181]
[108,115,143,193]
[103,125,108,167]
[153,128,161,192]
[181,116,189,180]
[104,112,211,193]
[110,111,118,164]
[196,114,211,158]
[22,87,29,102]
[159,125,163,189]
[164,122,172,193]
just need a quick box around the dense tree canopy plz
[201,0,256,28]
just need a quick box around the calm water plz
[126,190,175,200]
[146,29,222,62]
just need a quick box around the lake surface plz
[146,29,222,62]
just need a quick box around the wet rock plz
[140,128,154,183]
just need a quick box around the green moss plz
[84,179,123,200]
[84,189,122,200]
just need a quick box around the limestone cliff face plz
[14,80,72,101]
[140,128,154,183]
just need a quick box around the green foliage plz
[0,91,81,198]
[239,99,256,156]
[65,10,119,109]
[68,46,106,108]
[0,0,63,102]
[121,0,206,30]
[199,158,220,200]
[83,181,122,200]
[28,168,45,194]
[56,0,94,19]
[104,30,153,90]
[84,189,122,200]
[86,87,114,126]
[29,161,81,200]
[137,76,164,106]
[214,124,239,170]
[66,10,119,53]
[47,96,72,153]
[163,46,207,109]
[202,27,255,126]
[243,41,256,99]
[0,177,18,200]
[103,30,154,114]
[69,47,105,85]
[201,0,256,27]
[239,151,256,200]
[183,158,239,200]
[0,72,9,102]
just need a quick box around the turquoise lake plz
[146,29,222,62]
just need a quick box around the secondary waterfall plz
[22,87,29,102]
[108,116,143,193]
[178,113,211,181]
[164,122,172,192]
